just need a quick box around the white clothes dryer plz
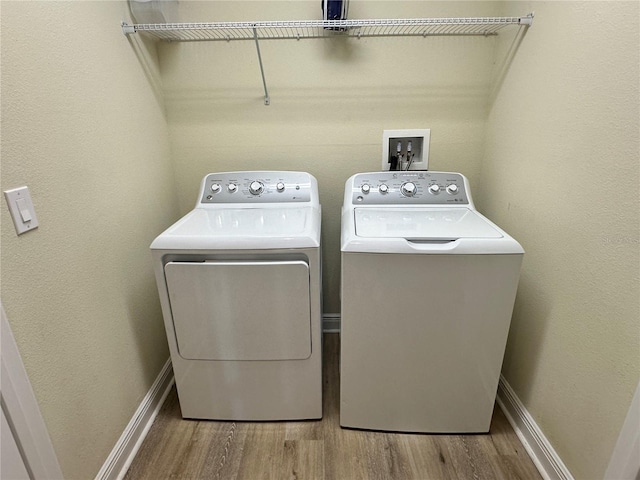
[151,171,322,421]
[340,171,523,433]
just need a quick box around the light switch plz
[4,186,39,235]
[16,198,32,222]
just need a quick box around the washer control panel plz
[200,171,312,204]
[350,171,469,205]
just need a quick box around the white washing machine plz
[151,171,322,421]
[340,171,523,433]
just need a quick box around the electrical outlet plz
[382,129,430,171]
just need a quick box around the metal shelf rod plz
[253,27,270,106]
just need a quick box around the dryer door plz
[164,260,311,361]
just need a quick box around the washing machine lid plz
[343,207,523,254]
[355,207,503,240]
[151,206,321,250]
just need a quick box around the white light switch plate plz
[4,186,39,235]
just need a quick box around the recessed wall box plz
[382,129,430,171]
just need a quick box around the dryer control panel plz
[199,171,315,204]
[349,171,470,205]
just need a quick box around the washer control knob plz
[361,184,371,194]
[249,181,264,195]
[210,183,221,193]
[446,184,459,195]
[401,182,417,197]
[276,182,285,192]
[379,184,389,194]
[228,183,238,193]
[428,184,441,195]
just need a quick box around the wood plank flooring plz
[125,334,541,479]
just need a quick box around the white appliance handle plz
[405,238,461,252]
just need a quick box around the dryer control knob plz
[210,183,221,193]
[446,184,459,195]
[276,182,285,192]
[228,183,238,193]
[361,184,371,194]
[379,184,389,194]
[428,184,441,194]
[401,182,417,197]
[249,181,264,195]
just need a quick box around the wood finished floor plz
[125,334,542,480]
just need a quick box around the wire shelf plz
[121,14,533,105]
[122,15,534,41]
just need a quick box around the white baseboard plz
[322,313,340,333]
[97,315,338,480]
[95,358,174,480]
[98,327,574,480]
[496,375,574,480]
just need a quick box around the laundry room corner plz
[2,0,638,478]
[477,2,640,478]
[1,1,179,478]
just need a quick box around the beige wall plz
[0,1,178,478]
[478,2,640,478]
[163,0,504,312]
